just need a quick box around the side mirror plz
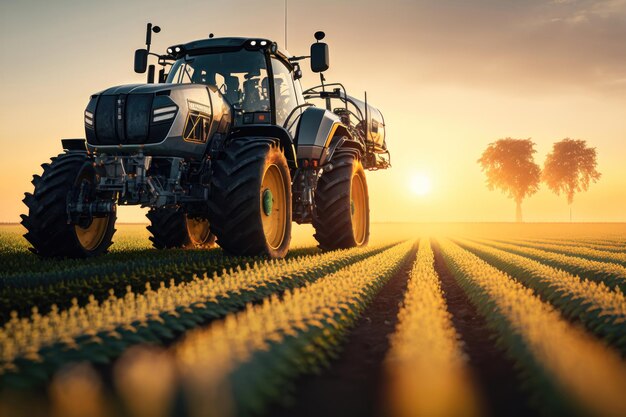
[134,49,148,73]
[310,43,329,73]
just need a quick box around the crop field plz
[1,223,625,417]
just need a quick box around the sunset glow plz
[1,0,625,224]
[410,174,432,196]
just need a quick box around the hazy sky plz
[1,0,625,223]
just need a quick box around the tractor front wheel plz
[209,138,292,258]
[147,208,216,249]
[21,152,117,258]
[313,152,370,250]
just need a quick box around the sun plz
[410,174,432,196]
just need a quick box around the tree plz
[478,138,541,222]
[543,138,601,221]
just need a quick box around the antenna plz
[284,0,288,49]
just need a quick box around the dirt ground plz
[270,242,535,417]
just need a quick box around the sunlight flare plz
[410,174,432,196]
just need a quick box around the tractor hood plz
[84,83,232,158]
[95,83,175,96]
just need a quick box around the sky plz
[0,0,625,223]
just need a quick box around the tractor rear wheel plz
[313,152,370,250]
[21,152,117,258]
[209,138,292,258]
[147,208,216,249]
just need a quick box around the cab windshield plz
[167,50,269,113]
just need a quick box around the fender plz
[325,135,364,165]
[295,107,343,163]
[229,125,297,168]
[61,138,88,152]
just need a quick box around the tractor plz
[22,24,390,259]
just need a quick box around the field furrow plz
[472,238,626,291]
[163,241,414,416]
[455,238,626,352]
[0,243,394,387]
[0,246,320,323]
[385,238,479,417]
[439,239,626,417]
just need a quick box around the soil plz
[432,242,534,417]
[271,243,534,417]
[269,248,417,417]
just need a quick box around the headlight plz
[153,105,178,122]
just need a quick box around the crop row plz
[520,237,626,253]
[0,246,320,323]
[0,245,320,287]
[579,237,626,246]
[471,238,626,292]
[385,238,479,417]
[456,238,626,353]
[32,241,414,417]
[0,225,153,275]
[439,239,626,417]
[497,238,626,266]
[0,243,394,387]
[165,241,414,416]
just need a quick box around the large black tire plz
[21,152,117,258]
[313,152,370,250]
[209,138,292,258]
[146,208,216,249]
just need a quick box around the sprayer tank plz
[346,95,387,152]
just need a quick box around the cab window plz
[167,50,269,114]
[271,58,298,128]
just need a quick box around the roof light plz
[167,47,173,54]
[174,46,181,53]
[260,40,267,46]
[250,40,257,46]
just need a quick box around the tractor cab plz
[163,37,305,134]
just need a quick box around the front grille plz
[125,94,152,144]
[87,93,172,146]
[94,95,117,145]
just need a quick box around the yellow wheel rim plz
[186,216,212,246]
[351,173,367,245]
[75,217,109,251]
[260,164,287,250]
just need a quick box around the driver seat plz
[224,75,240,105]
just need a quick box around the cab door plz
[271,58,301,136]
